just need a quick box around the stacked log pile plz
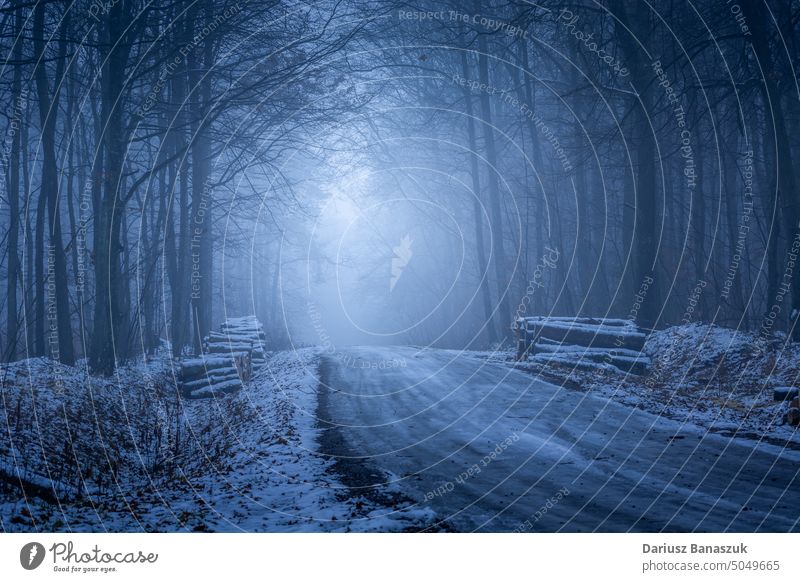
[179,352,251,399]
[775,387,800,426]
[515,316,650,375]
[178,316,267,399]
[206,316,267,371]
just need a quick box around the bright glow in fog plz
[294,166,478,348]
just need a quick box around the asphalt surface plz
[317,346,800,532]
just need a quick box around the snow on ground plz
[5,323,796,532]
[318,345,800,531]
[0,348,434,532]
[468,324,800,446]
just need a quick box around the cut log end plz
[773,387,799,402]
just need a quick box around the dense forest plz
[1,0,799,374]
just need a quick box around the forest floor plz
[0,348,433,532]
[2,322,797,532]
[475,323,800,448]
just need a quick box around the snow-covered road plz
[318,346,800,532]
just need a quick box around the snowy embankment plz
[493,323,800,445]
[0,349,431,532]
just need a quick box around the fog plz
[0,0,797,370]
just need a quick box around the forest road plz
[317,346,800,532]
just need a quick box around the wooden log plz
[773,387,799,402]
[181,372,242,394]
[529,322,646,351]
[180,357,236,379]
[188,378,243,399]
[206,331,266,342]
[180,352,250,381]
[205,342,256,354]
[197,366,239,381]
[234,351,252,382]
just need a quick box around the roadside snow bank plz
[1,349,435,531]
[633,324,799,442]
[505,323,800,444]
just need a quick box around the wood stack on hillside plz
[178,316,267,398]
[205,316,267,371]
[775,387,800,426]
[515,316,650,375]
[787,398,800,426]
[179,352,251,398]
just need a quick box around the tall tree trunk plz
[571,109,595,310]
[34,159,46,356]
[476,29,512,338]
[163,8,192,359]
[22,111,36,356]
[148,160,169,353]
[189,0,215,353]
[5,1,24,361]
[610,0,660,330]
[460,50,497,345]
[66,73,80,333]
[743,0,800,339]
[693,130,707,320]
[519,39,548,315]
[33,3,74,363]
[722,134,746,320]
[164,180,181,358]
[90,2,130,374]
